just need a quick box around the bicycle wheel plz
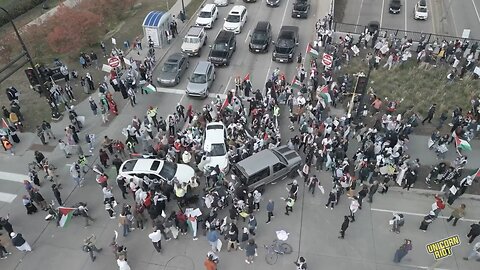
[265,252,278,265]
[280,243,293,254]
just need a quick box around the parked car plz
[195,4,218,29]
[208,30,236,66]
[181,26,207,56]
[214,0,229,7]
[231,145,302,192]
[119,159,195,184]
[291,0,310,18]
[414,0,428,20]
[157,53,189,86]
[389,0,401,14]
[201,122,229,172]
[223,5,248,34]
[266,0,281,7]
[186,61,215,98]
[249,21,272,53]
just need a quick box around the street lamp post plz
[0,7,61,120]
[180,0,186,21]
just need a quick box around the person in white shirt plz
[349,198,360,222]
[463,241,480,261]
[117,255,131,270]
[148,227,162,253]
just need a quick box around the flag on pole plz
[1,118,8,129]
[306,43,319,58]
[472,168,480,178]
[319,85,332,103]
[291,77,302,91]
[243,73,250,82]
[58,207,76,228]
[221,98,230,111]
[454,134,472,151]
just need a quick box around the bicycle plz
[264,239,293,265]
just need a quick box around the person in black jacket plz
[226,223,239,251]
[338,216,350,239]
[367,181,379,203]
[467,222,480,244]
[11,232,31,252]
[0,215,14,238]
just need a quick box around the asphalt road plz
[0,0,480,270]
[340,0,480,40]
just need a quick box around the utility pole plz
[0,7,61,120]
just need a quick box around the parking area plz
[340,0,480,40]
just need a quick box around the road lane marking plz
[380,0,385,27]
[429,0,437,33]
[0,172,29,183]
[223,76,233,94]
[470,0,480,24]
[245,29,251,43]
[354,0,365,32]
[404,0,408,35]
[371,208,478,222]
[448,0,459,36]
[0,192,17,203]
[154,87,226,99]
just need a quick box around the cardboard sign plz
[102,64,112,73]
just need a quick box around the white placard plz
[123,58,131,66]
[111,37,117,45]
[351,45,360,55]
[462,29,471,39]
[380,44,389,54]
[102,64,112,72]
[474,66,480,76]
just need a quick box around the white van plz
[195,4,218,29]
[223,5,248,34]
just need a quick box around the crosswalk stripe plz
[0,192,17,203]
[0,171,29,183]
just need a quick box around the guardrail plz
[332,21,480,44]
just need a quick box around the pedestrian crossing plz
[0,171,29,203]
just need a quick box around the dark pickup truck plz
[291,0,310,18]
[272,26,299,63]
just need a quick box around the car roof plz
[229,5,246,14]
[205,122,226,144]
[167,53,184,63]
[193,61,212,74]
[202,3,216,11]
[255,21,270,31]
[133,159,161,171]
[186,26,204,37]
[236,149,281,175]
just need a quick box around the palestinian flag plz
[143,84,157,94]
[319,85,332,103]
[291,77,302,91]
[306,43,319,58]
[1,118,8,129]
[454,134,472,151]
[472,168,480,178]
[220,98,230,111]
[58,207,76,228]
[243,73,250,82]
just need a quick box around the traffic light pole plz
[0,7,61,120]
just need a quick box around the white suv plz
[223,5,247,34]
[195,4,218,29]
[414,0,428,20]
[181,26,207,56]
[202,122,229,172]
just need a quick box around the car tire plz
[213,73,216,81]
[175,76,180,84]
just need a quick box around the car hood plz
[182,42,199,51]
[224,21,240,29]
[210,50,228,58]
[196,17,212,25]
[266,0,280,3]
[202,155,229,171]
[158,71,177,81]
[174,164,195,183]
[293,4,308,11]
[187,82,207,93]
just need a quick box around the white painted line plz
[223,76,232,95]
[371,208,479,222]
[404,0,407,35]
[154,87,226,99]
[245,29,251,43]
[0,172,29,183]
[354,0,365,32]
[448,0,459,36]
[0,192,17,203]
[470,0,480,24]
[380,0,385,27]
[429,0,436,33]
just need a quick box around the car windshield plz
[190,73,207,83]
[418,7,427,12]
[206,143,227,157]
[213,43,229,51]
[199,11,211,18]
[226,14,240,22]
[162,62,177,72]
[184,37,199,43]
[121,160,137,172]
[159,161,177,180]
[252,32,267,42]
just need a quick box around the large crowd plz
[2,9,480,270]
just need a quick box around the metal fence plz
[332,21,480,45]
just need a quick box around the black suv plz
[292,0,310,18]
[272,26,298,62]
[208,30,236,66]
[249,21,272,53]
[389,0,401,13]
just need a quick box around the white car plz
[414,0,428,20]
[195,4,218,29]
[201,122,229,172]
[223,5,248,34]
[119,159,195,184]
[214,0,229,7]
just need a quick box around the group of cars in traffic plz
[388,0,428,20]
[157,0,307,97]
